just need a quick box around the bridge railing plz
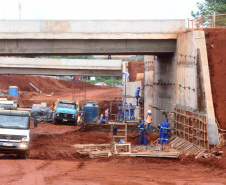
[188,13,226,30]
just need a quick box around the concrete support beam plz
[0,39,176,55]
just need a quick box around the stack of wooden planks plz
[89,151,112,159]
[169,135,206,156]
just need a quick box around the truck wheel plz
[53,119,58,125]
[18,150,30,159]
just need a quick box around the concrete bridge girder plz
[0,20,185,55]
[0,39,177,55]
[0,57,123,76]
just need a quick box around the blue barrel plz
[9,86,18,97]
[83,102,99,124]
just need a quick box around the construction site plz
[0,18,225,184]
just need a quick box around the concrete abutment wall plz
[144,30,219,145]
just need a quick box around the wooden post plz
[213,12,216,27]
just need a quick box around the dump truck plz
[53,100,78,125]
[0,110,30,159]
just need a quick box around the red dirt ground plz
[128,61,144,82]
[1,123,225,184]
[0,75,226,184]
[205,28,226,130]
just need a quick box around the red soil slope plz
[128,61,144,82]
[205,28,226,129]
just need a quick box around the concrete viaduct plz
[0,57,122,76]
[0,20,185,55]
[0,20,219,146]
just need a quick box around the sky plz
[0,0,205,20]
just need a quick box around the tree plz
[191,0,226,18]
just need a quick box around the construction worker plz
[99,114,105,124]
[158,118,171,151]
[138,120,147,146]
[117,101,122,110]
[125,102,129,120]
[105,108,109,124]
[117,101,122,121]
[145,110,152,134]
[129,103,135,120]
[118,108,123,122]
[122,72,130,82]
[135,87,143,106]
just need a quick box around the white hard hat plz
[148,110,152,113]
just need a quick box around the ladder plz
[110,122,127,143]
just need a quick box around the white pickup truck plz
[0,110,30,159]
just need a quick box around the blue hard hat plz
[165,118,169,121]
[129,103,132,105]
[125,102,127,104]
[141,120,144,122]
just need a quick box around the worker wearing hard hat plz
[145,110,152,134]
[158,118,171,151]
[99,114,104,124]
[138,120,147,145]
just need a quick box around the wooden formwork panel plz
[173,108,209,150]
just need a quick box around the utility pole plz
[19,2,21,20]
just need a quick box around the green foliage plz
[103,55,144,61]
[85,76,122,87]
[191,0,226,18]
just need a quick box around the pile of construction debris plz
[196,139,226,159]
[74,143,180,159]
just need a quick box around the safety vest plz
[146,115,152,123]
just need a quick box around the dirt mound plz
[0,75,98,94]
[204,28,226,129]
[30,130,110,160]
[77,124,138,133]
[128,61,144,82]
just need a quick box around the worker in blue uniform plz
[99,114,105,124]
[129,103,135,120]
[118,108,123,122]
[158,118,171,151]
[138,120,147,145]
[117,101,122,121]
[122,72,130,82]
[105,109,109,124]
[125,102,129,120]
[135,87,143,106]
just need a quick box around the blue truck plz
[53,100,78,125]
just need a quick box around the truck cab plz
[0,110,30,159]
[53,100,78,125]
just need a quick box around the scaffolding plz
[109,96,122,121]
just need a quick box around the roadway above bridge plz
[0,57,122,76]
[0,20,185,55]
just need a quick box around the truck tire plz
[18,150,30,159]
[53,119,58,125]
